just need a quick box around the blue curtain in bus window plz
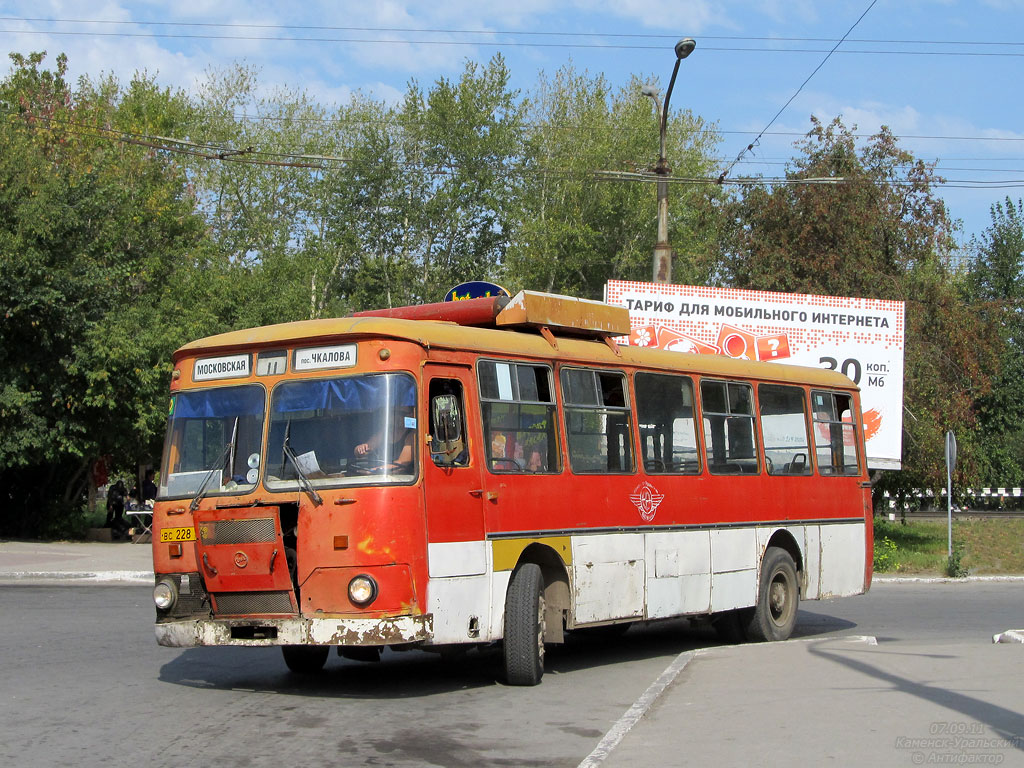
[273,375,415,414]
[174,386,264,418]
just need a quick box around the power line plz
[19,111,1022,190]
[4,25,1024,56]
[3,17,1023,48]
[729,159,1024,173]
[718,0,879,184]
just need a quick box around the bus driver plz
[353,408,415,473]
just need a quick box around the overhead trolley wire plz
[3,16,1023,49]
[4,28,1023,56]
[717,0,879,184]
[3,16,1024,56]
[12,109,1021,189]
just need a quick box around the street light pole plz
[643,37,696,285]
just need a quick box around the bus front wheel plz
[281,645,329,674]
[503,563,546,686]
[745,547,799,642]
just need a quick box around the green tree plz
[343,55,525,306]
[721,117,999,490]
[504,66,722,299]
[966,198,1024,484]
[0,53,213,535]
[185,56,524,316]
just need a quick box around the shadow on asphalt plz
[158,608,862,697]
[790,607,858,639]
[809,642,1024,754]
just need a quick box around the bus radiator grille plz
[213,591,295,615]
[200,518,276,546]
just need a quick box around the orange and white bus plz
[152,291,872,685]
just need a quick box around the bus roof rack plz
[352,290,632,339]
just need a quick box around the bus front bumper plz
[155,614,433,648]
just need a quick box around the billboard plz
[605,280,905,470]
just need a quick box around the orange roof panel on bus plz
[174,315,858,390]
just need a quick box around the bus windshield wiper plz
[282,421,323,507]
[190,417,237,512]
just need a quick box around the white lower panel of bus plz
[646,530,712,618]
[426,574,492,644]
[818,523,867,598]
[425,520,867,642]
[710,569,758,612]
[572,534,645,624]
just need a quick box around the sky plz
[1,0,1022,246]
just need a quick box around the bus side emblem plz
[233,551,249,568]
[630,482,664,522]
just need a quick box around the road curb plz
[577,649,696,768]
[873,575,1024,583]
[0,571,152,584]
[992,629,1024,643]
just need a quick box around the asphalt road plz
[0,582,1019,768]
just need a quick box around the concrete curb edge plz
[0,571,152,584]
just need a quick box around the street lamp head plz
[640,84,659,99]
[674,37,696,60]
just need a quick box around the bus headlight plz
[153,579,178,611]
[348,575,378,606]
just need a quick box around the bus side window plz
[562,368,635,474]
[478,360,559,474]
[758,384,811,476]
[811,391,861,476]
[700,379,759,475]
[636,372,700,474]
[428,379,469,467]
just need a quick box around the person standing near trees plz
[105,480,129,539]
[142,469,157,504]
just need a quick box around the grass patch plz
[873,517,1024,576]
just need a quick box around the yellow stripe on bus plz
[492,536,572,572]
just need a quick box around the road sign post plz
[945,430,957,558]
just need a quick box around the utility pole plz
[642,37,696,285]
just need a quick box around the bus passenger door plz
[422,365,490,643]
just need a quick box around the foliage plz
[964,198,1024,485]
[504,66,723,299]
[873,534,900,573]
[3,51,1023,540]
[872,517,1024,576]
[185,56,526,317]
[0,52,213,535]
[945,540,968,578]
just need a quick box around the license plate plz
[160,526,196,543]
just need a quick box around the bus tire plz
[745,547,799,642]
[503,563,545,686]
[281,645,329,674]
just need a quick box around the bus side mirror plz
[430,394,464,466]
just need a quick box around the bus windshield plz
[264,373,417,489]
[161,385,266,499]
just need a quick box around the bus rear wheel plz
[281,645,329,674]
[745,547,799,642]
[503,563,546,686]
